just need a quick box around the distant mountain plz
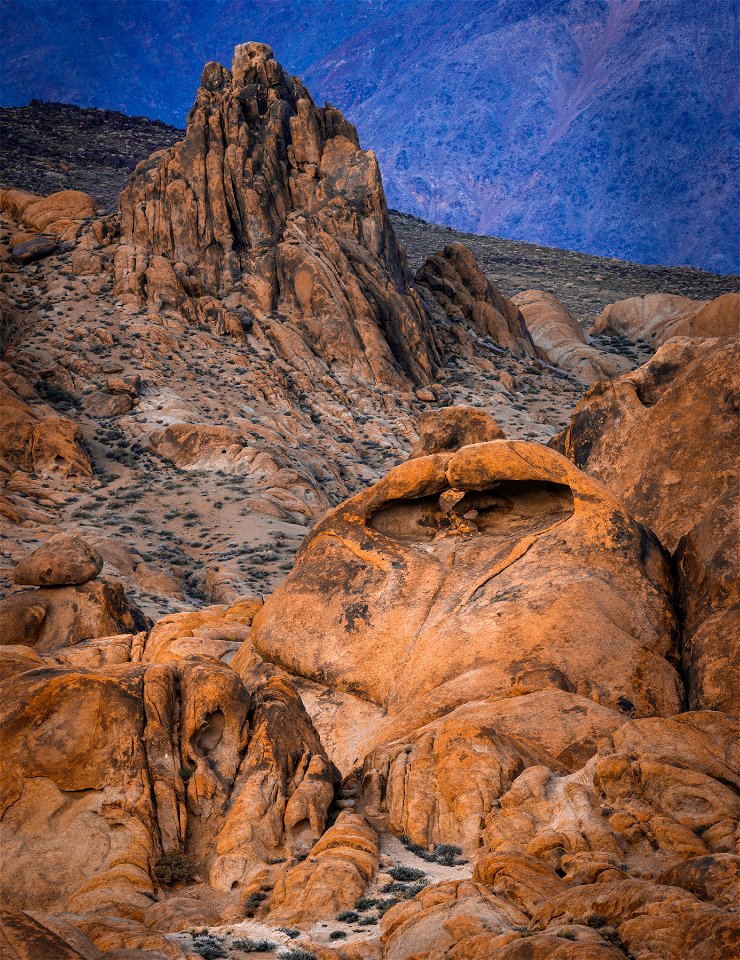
[1,0,738,272]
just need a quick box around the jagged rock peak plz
[116,41,439,387]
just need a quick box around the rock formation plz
[0,39,738,960]
[593,292,740,347]
[513,289,630,382]
[246,440,682,778]
[415,242,535,357]
[553,336,738,548]
[116,42,441,389]
[553,337,739,716]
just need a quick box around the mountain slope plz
[1,0,737,271]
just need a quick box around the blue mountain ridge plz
[1,0,737,272]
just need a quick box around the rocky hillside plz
[2,0,738,271]
[0,42,738,960]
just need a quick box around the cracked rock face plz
[0,662,336,917]
[116,41,440,388]
[249,440,683,773]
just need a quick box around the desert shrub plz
[354,897,378,911]
[232,938,276,952]
[388,865,426,882]
[278,951,315,960]
[586,914,608,929]
[154,849,195,885]
[329,931,347,940]
[191,934,226,958]
[35,379,77,408]
[336,910,359,923]
[376,897,401,915]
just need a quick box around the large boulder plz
[512,289,629,382]
[553,336,739,551]
[245,439,683,785]
[0,580,147,653]
[592,292,740,347]
[13,533,104,587]
[409,405,505,458]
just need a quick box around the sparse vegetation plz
[153,848,196,885]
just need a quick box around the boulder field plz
[0,40,738,960]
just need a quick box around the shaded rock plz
[409,405,504,458]
[209,676,338,888]
[11,234,59,264]
[553,336,739,551]
[267,811,379,925]
[0,579,147,652]
[513,290,629,382]
[415,242,535,356]
[592,291,740,346]
[674,490,739,713]
[13,533,104,587]
[0,907,102,960]
[657,854,740,909]
[85,391,134,417]
[0,661,334,918]
[0,371,92,483]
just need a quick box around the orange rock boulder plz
[248,439,683,793]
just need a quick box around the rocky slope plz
[0,42,738,960]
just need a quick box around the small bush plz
[388,865,426,882]
[559,929,576,940]
[336,910,359,923]
[277,928,300,939]
[329,930,347,940]
[355,897,379,911]
[154,849,196,885]
[377,897,401,915]
[278,951,315,960]
[232,938,276,952]
[35,379,77,408]
[586,914,608,929]
[192,934,227,959]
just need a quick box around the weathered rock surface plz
[513,289,629,382]
[409,405,505,458]
[674,490,739,713]
[116,42,440,389]
[553,336,739,551]
[415,242,535,357]
[249,439,682,783]
[0,660,335,921]
[0,187,96,239]
[13,533,104,587]
[592,291,740,346]
[0,579,147,652]
[0,364,93,488]
[267,811,379,925]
